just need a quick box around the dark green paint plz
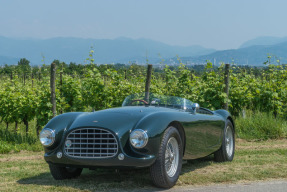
[43,106,232,168]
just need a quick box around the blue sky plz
[0,0,286,50]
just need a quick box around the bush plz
[235,110,287,140]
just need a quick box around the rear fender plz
[214,109,235,143]
[214,110,235,130]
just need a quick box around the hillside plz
[0,36,215,65]
[240,36,287,48]
[181,41,287,66]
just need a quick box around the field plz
[0,139,286,192]
[1,60,287,190]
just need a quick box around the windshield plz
[122,93,193,110]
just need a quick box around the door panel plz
[183,119,206,159]
[182,113,224,159]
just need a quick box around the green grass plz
[0,140,42,154]
[0,120,42,154]
[0,119,38,136]
[235,110,287,140]
[0,129,38,144]
[0,139,286,191]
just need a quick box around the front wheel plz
[214,120,235,162]
[49,164,83,180]
[150,126,183,188]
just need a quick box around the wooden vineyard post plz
[145,64,153,102]
[224,64,230,110]
[60,64,63,114]
[50,62,56,117]
[32,72,34,88]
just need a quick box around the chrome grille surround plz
[64,128,118,158]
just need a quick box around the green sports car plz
[40,93,235,188]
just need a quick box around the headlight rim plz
[129,129,149,149]
[39,128,56,147]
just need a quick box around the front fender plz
[43,112,83,151]
[132,111,187,158]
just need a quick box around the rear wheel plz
[214,120,235,162]
[150,126,183,188]
[49,164,83,180]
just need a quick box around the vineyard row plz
[0,62,286,136]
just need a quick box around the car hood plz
[68,106,180,134]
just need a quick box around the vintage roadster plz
[40,93,235,188]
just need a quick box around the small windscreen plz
[122,93,193,110]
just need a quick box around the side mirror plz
[192,103,200,113]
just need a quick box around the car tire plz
[214,120,235,162]
[150,126,183,188]
[49,164,83,180]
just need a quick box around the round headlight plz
[39,128,55,146]
[130,129,148,149]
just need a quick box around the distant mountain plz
[0,55,20,65]
[0,36,215,65]
[240,36,287,48]
[181,41,287,66]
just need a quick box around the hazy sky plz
[0,0,286,50]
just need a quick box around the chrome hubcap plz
[165,137,179,177]
[225,126,234,157]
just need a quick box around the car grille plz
[64,128,118,158]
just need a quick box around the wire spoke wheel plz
[225,126,234,158]
[165,137,179,177]
[150,126,182,188]
[214,120,235,162]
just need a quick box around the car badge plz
[93,121,98,123]
[65,140,72,148]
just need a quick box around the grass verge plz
[235,110,287,140]
[0,129,42,154]
[0,139,286,191]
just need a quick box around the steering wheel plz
[130,99,148,105]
